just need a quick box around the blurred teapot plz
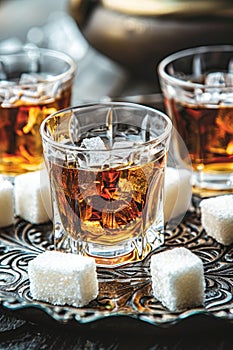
[68,0,233,85]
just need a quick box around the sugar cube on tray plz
[150,247,205,312]
[0,179,14,227]
[14,169,52,224]
[200,195,233,245]
[28,251,98,307]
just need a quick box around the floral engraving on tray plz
[0,197,233,326]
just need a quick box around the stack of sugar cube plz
[0,169,52,228]
[28,250,98,307]
[200,195,233,245]
[14,168,52,225]
[150,247,205,312]
[0,178,14,227]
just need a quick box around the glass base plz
[54,226,164,268]
[192,171,233,197]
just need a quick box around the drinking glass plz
[40,102,172,267]
[158,45,233,196]
[0,47,76,177]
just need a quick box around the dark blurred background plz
[0,0,233,104]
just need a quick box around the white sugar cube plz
[0,179,14,227]
[28,251,98,307]
[200,195,233,245]
[164,167,192,223]
[14,169,52,224]
[150,247,205,312]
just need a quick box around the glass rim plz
[40,102,172,153]
[0,47,76,86]
[158,44,233,89]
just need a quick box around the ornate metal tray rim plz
[1,197,233,327]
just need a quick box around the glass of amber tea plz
[0,47,76,176]
[40,102,172,267]
[158,45,233,196]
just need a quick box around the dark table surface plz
[1,307,233,349]
[1,1,233,349]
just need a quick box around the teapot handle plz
[68,0,98,28]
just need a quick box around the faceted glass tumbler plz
[0,47,76,176]
[40,102,172,267]
[158,45,233,196]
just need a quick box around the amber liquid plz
[50,155,165,247]
[166,98,233,174]
[0,87,72,175]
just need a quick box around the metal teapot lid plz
[101,0,232,17]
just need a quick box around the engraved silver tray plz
[0,196,233,327]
